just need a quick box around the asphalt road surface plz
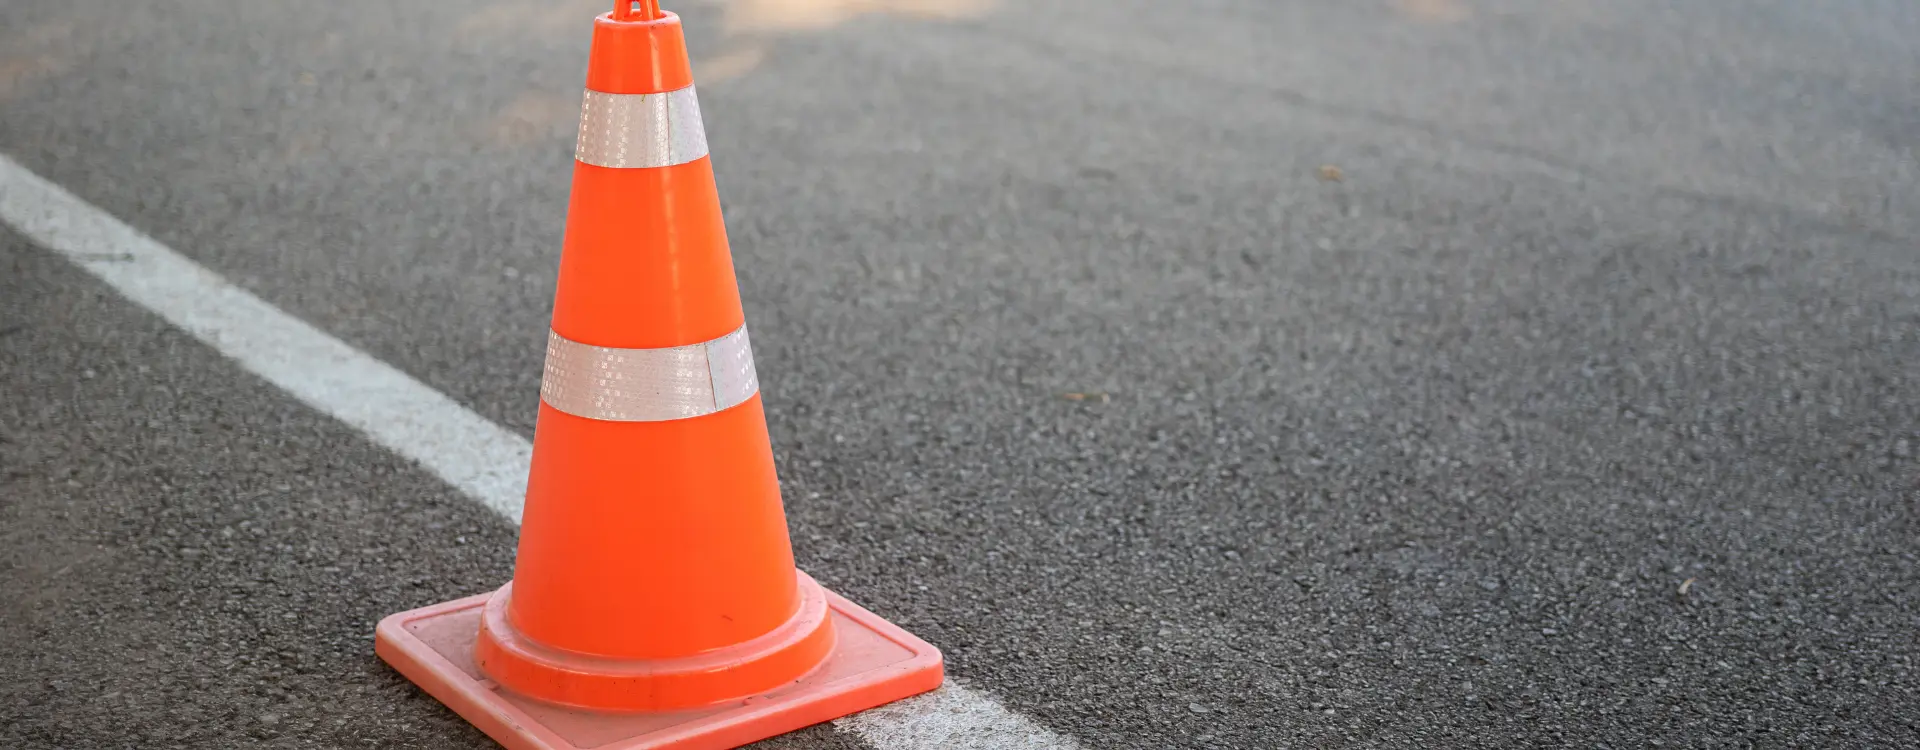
[4,0,1918,747]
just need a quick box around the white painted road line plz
[0,153,1079,750]
[841,681,1081,749]
[0,155,532,523]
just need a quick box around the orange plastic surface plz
[509,397,800,661]
[551,158,742,349]
[376,582,944,750]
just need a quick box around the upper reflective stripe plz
[540,325,759,422]
[575,86,709,169]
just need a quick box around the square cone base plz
[374,582,944,750]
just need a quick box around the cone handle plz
[613,0,661,21]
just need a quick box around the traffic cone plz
[373,3,943,747]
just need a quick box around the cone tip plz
[587,5,693,94]
[610,0,662,22]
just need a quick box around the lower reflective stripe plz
[575,86,708,169]
[539,325,759,422]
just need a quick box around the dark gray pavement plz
[4,0,1918,747]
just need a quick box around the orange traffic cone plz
[374,3,943,747]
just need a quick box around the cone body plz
[374,9,942,745]
[472,9,832,711]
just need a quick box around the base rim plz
[473,571,837,712]
[375,577,943,750]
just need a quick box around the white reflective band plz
[539,325,759,422]
[575,86,709,169]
